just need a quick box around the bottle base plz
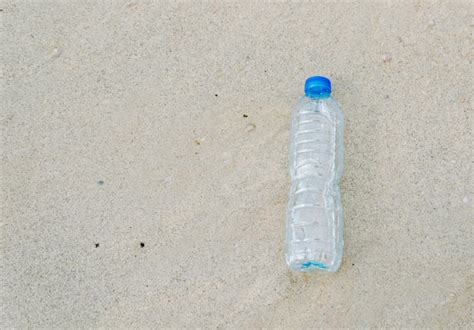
[286,256,342,273]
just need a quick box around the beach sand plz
[2,1,472,327]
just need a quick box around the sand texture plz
[2,1,473,327]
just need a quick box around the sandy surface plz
[2,1,473,328]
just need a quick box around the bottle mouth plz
[305,76,331,99]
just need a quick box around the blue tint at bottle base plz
[301,261,328,270]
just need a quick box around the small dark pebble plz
[352,263,355,266]
[97,180,104,185]
[243,114,248,118]
[215,94,218,97]
[140,242,145,248]
[95,243,100,248]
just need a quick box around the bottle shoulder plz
[294,96,343,120]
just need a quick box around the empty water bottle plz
[285,76,344,272]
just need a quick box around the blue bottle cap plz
[304,76,331,99]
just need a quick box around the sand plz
[2,1,472,327]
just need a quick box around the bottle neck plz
[306,93,331,100]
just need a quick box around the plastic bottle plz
[285,76,344,272]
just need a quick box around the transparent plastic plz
[285,94,344,272]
